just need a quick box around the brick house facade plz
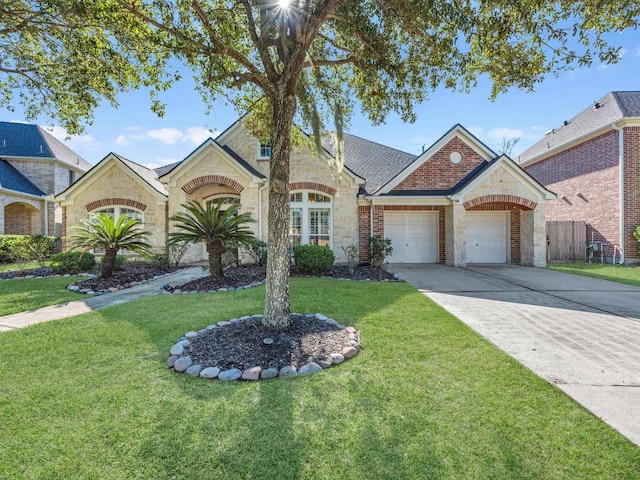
[57,120,553,267]
[519,92,640,263]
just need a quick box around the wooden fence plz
[546,221,586,262]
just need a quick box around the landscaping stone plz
[342,346,358,359]
[330,353,345,364]
[167,355,178,368]
[200,367,221,379]
[218,369,242,381]
[186,364,202,376]
[185,331,199,339]
[260,368,279,379]
[317,358,332,369]
[298,362,323,375]
[179,340,191,348]
[174,356,192,372]
[279,365,297,378]
[242,366,261,381]
[346,326,357,334]
[170,343,184,356]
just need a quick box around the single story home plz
[55,119,554,267]
[519,91,640,264]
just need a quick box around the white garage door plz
[384,211,438,263]
[466,211,509,263]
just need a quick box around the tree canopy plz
[2,0,638,327]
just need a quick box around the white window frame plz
[88,206,144,256]
[289,191,333,249]
[257,141,271,160]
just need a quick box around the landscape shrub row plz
[0,235,57,265]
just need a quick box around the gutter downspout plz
[44,198,48,236]
[611,122,625,264]
[370,197,375,237]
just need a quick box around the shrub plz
[168,241,189,267]
[294,244,335,275]
[0,235,56,265]
[50,251,96,274]
[368,236,393,269]
[341,243,359,275]
[151,253,171,271]
[634,226,640,247]
[244,240,268,266]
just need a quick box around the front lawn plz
[0,261,44,273]
[1,279,638,479]
[0,277,83,316]
[547,262,640,287]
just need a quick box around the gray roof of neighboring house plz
[112,154,168,196]
[0,121,91,170]
[517,91,640,164]
[322,133,416,194]
[0,159,46,196]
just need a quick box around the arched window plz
[289,191,332,247]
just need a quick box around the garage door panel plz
[384,211,438,263]
[466,212,508,264]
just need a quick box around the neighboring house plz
[0,121,91,236]
[519,91,640,264]
[55,119,554,267]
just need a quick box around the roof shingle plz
[0,159,46,196]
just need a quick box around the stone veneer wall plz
[220,129,360,263]
[63,163,167,255]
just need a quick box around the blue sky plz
[2,28,639,168]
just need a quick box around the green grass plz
[547,262,640,287]
[1,279,639,479]
[0,261,45,273]
[0,276,83,316]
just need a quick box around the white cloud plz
[485,127,524,142]
[114,134,129,146]
[146,127,184,145]
[113,125,215,147]
[184,126,216,145]
[142,157,178,169]
[44,125,99,152]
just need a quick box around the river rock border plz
[167,313,361,381]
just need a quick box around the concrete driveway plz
[390,264,640,446]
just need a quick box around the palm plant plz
[169,201,256,278]
[69,213,152,279]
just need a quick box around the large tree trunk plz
[263,88,297,330]
[102,247,117,279]
[207,239,226,278]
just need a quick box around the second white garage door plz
[384,211,438,263]
[466,211,509,263]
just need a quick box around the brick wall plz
[624,126,640,259]
[394,138,486,190]
[4,202,34,234]
[525,130,620,250]
[358,205,370,261]
[467,203,521,263]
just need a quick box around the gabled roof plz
[55,152,168,204]
[0,121,91,170]
[322,133,415,194]
[377,124,496,195]
[157,137,266,185]
[0,159,46,196]
[111,154,168,195]
[517,91,640,165]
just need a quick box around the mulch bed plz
[188,314,351,371]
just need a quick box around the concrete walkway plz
[390,263,640,447]
[0,267,210,332]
